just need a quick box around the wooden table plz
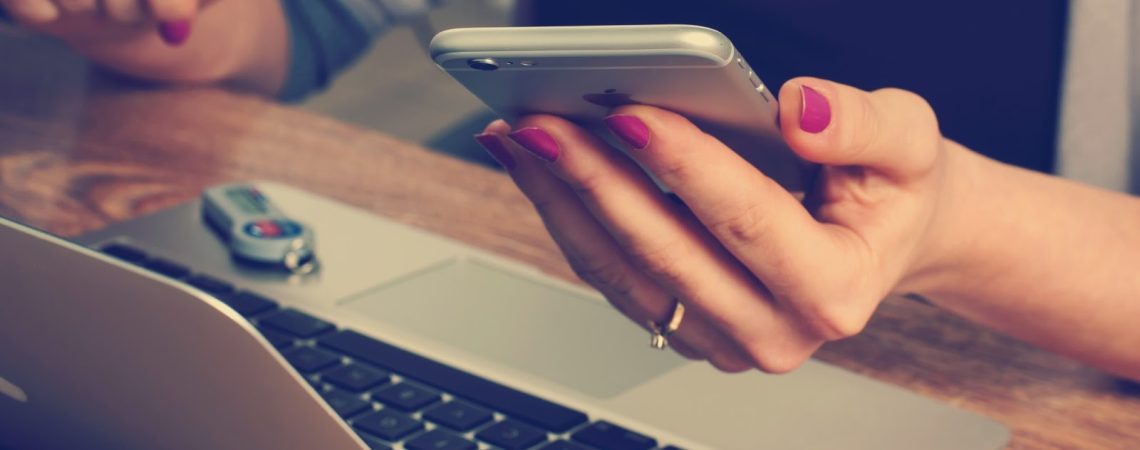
[1,48,1138,450]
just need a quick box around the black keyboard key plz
[282,346,341,373]
[476,420,548,450]
[102,243,148,264]
[144,258,191,279]
[423,401,493,431]
[257,326,296,349]
[353,409,423,442]
[185,274,235,295]
[406,429,477,450]
[260,309,335,338]
[358,432,393,450]
[371,382,441,412]
[320,387,372,418]
[322,362,390,392]
[218,291,277,317]
[540,441,594,450]
[321,330,588,432]
[572,421,656,450]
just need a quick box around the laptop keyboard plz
[99,243,684,450]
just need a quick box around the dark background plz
[532,0,1070,174]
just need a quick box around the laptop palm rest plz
[69,182,1010,450]
[338,258,685,399]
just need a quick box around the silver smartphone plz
[430,24,802,188]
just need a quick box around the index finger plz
[508,114,823,372]
[0,0,61,24]
[144,0,196,21]
[602,104,852,305]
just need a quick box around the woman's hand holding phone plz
[475,77,965,372]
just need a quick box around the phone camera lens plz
[468,58,499,71]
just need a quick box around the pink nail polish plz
[508,128,560,162]
[604,115,651,150]
[799,85,831,134]
[158,20,193,46]
[474,133,516,170]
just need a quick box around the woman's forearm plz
[921,142,1140,380]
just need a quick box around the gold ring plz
[647,300,685,350]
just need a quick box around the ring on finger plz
[647,299,685,350]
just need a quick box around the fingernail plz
[158,20,193,46]
[604,114,651,150]
[508,127,560,162]
[474,133,516,170]
[799,85,831,133]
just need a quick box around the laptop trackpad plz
[338,259,685,399]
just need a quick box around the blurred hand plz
[1,0,215,44]
[475,77,959,373]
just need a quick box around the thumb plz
[779,77,942,179]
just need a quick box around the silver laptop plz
[0,181,1009,450]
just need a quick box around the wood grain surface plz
[1,59,1137,450]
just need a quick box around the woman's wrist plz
[894,138,999,303]
[892,139,1140,379]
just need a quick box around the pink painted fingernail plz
[604,114,651,149]
[474,133,516,170]
[508,127,560,162]
[799,85,831,133]
[158,20,193,46]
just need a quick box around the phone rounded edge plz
[429,28,467,64]
[666,24,736,65]
[430,25,737,67]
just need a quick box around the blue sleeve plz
[277,0,437,102]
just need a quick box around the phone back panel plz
[431,25,803,189]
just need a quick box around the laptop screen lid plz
[0,216,365,450]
